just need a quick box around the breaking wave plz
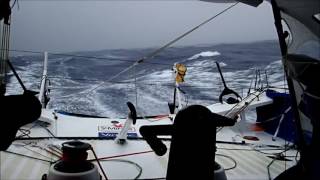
[187,51,221,60]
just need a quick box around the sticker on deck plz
[98,120,138,138]
[98,132,138,138]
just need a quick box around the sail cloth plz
[277,0,320,40]
[273,0,320,59]
[0,0,11,25]
[284,54,320,140]
[273,0,320,146]
[271,0,320,179]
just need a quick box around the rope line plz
[88,150,154,161]
[90,146,109,180]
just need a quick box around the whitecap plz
[187,51,221,60]
[218,62,227,67]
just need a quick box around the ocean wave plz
[187,51,221,60]
[6,41,284,117]
[219,62,227,67]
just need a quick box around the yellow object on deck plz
[175,63,187,83]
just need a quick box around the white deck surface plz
[1,136,297,180]
[1,91,298,180]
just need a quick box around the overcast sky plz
[10,0,277,52]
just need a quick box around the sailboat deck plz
[1,126,297,180]
[0,91,298,180]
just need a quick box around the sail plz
[273,0,320,145]
[259,1,319,178]
[269,0,319,179]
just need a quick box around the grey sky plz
[10,0,277,52]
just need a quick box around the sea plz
[6,40,286,117]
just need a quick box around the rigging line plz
[88,150,154,161]
[134,64,138,111]
[22,145,54,161]
[47,145,63,156]
[0,25,3,59]
[6,59,27,91]
[5,20,11,60]
[265,70,269,88]
[258,69,262,90]
[2,24,6,59]
[23,140,62,159]
[4,25,10,59]
[1,24,7,74]
[283,67,286,93]
[266,143,293,180]
[217,90,264,135]
[38,123,56,138]
[223,90,265,119]
[84,2,239,96]
[90,146,109,180]
[3,150,53,163]
[254,68,258,90]
[97,159,143,180]
[216,153,237,171]
[267,157,276,180]
[253,143,294,156]
[217,147,286,151]
[247,76,253,96]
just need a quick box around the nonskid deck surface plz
[1,126,298,180]
[1,91,296,179]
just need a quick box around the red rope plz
[89,150,154,161]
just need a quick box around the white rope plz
[134,64,138,112]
